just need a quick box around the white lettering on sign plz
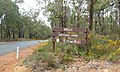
[64,40,81,44]
[64,28,72,31]
[71,35,78,37]
[59,34,70,37]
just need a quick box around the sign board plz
[52,27,89,52]
[53,28,86,32]
[52,38,86,44]
[52,33,86,38]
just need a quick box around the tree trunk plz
[19,26,24,38]
[18,27,20,38]
[118,2,120,26]
[98,12,100,34]
[13,31,15,39]
[101,10,105,35]
[0,23,3,40]
[64,1,67,28]
[95,12,97,33]
[118,1,120,37]
[61,0,64,27]
[8,29,11,39]
[89,0,94,31]
[77,12,80,28]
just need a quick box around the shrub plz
[86,33,120,61]
[23,34,120,71]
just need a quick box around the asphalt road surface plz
[0,40,48,56]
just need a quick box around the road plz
[0,40,48,56]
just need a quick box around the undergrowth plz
[23,33,120,71]
[23,41,80,70]
[86,33,120,61]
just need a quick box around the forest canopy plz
[0,0,51,41]
[42,0,120,39]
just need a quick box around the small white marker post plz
[16,46,19,60]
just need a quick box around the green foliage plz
[0,0,51,40]
[86,33,120,61]
[24,35,120,71]
[24,41,80,70]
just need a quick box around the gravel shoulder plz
[0,43,42,72]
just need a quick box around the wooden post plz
[86,28,88,44]
[52,40,55,52]
[52,31,55,52]
[85,28,89,52]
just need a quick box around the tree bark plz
[61,0,64,27]
[118,2,120,26]
[97,12,101,34]
[0,23,3,40]
[118,1,120,37]
[13,31,15,39]
[89,0,94,31]
[77,12,80,28]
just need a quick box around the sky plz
[13,0,50,26]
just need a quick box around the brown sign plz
[52,27,89,52]
[52,38,86,44]
[52,33,86,38]
[53,28,86,32]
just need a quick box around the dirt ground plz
[0,43,47,72]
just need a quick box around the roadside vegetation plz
[23,34,120,71]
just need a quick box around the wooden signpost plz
[52,27,89,52]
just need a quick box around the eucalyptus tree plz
[0,0,20,40]
[0,0,51,40]
[116,0,120,37]
[41,0,119,38]
[43,0,66,28]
